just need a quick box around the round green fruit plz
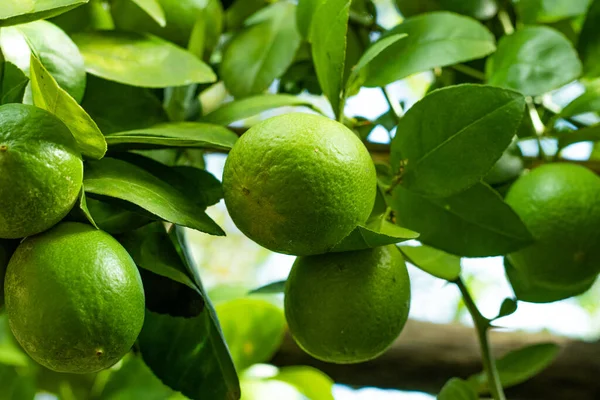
[506,163,600,290]
[0,240,18,308]
[5,222,145,373]
[0,104,83,239]
[284,245,411,364]
[222,113,377,256]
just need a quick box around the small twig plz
[349,10,385,33]
[450,64,486,81]
[526,98,552,162]
[498,8,515,35]
[381,87,403,124]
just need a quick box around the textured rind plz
[5,223,145,373]
[284,245,411,364]
[506,164,600,289]
[223,113,377,256]
[0,104,83,239]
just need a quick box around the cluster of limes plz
[0,104,145,373]
[222,113,412,363]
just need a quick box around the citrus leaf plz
[365,12,496,87]
[296,0,323,39]
[516,0,591,23]
[216,298,286,371]
[99,356,173,400]
[579,0,600,78]
[81,76,168,134]
[221,2,301,98]
[468,343,560,392]
[495,298,518,320]
[391,84,525,198]
[399,245,461,281]
[437,378,478,400]
[136,225,240,400]
[83,157,225,236]
[391,183,534,257]
[0,62,28,105]
[486,26,582,96]
[129,0,166,27]
[272,366,335,400]
[118,223,204,317]
[224,0,265,30]
[0,0,88,27]
[330,221,419,253]
[202,94,318,126]
[311,0,351,118]
[248,280,286,295]
[104,122,238,151]
[29,54,107,160]
[560,79,600,117]
[395,0,498,20]
[86,197,154,235]
[72,31,216,88]
[557,124,600,148]
[0,20,87,102]
[77,188,98,229]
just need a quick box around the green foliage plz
[437,378,478,400]
[0,0,88,27]
[399,245,461,281]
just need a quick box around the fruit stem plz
[455,278,506,400]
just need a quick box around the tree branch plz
[271,319,600,400]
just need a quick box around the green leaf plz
[560,79,600,117]
[437,378,478,400]
[29,54,107,159]
[84,157,225,235]
[138,226,240,400]
[578,0,600,77]
[0,20,87,102]
[346,33,408,91]
[216,298,286,371]
[272,366,335,400]
[221,2,301,98]
[311,0,351,118]
[0,365,36,400]
[486,26,582,96]
[77,188,98,229]
[495,298,518,319]
[99,356,173,400]
[330,221,420,253]
[391,84,525,198]
[224,0,265,30]
[105,122,238,151]
[557,124,600,148]
[81,76,168,134]
[0,0,88,27]
[248,280,286,295]
[468,343,560,392]
[390,183,534,257]
[73,31,216,88]
[395,0,498,20]
[86,197,153,235]
[0,62,28,104]
[129,0,166,27]
[365,12,495,87]
[399,245,461,281]
[202,94,318,125]
[516,0,591,23]
[296,0,323,39]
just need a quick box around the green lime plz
[0,240,18,309]
[284,245,411,364]
[223,113,377,256]
[111,0,222,50]
[0,104,83,239]
[5,222,145,373]
[506,163,600,290]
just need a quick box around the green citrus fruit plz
[111,0,222,50]
[0,104,83,239]
[223,113,377,256]
[505,257,596,303]
[5,222,145,373]
[284,245,411,364]
[505,163,600,290]
[0,240,18,309]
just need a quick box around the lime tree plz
[285,245,411,364]
[223,113,377,256]
[5,223,145,373]
[0,104,83,239]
